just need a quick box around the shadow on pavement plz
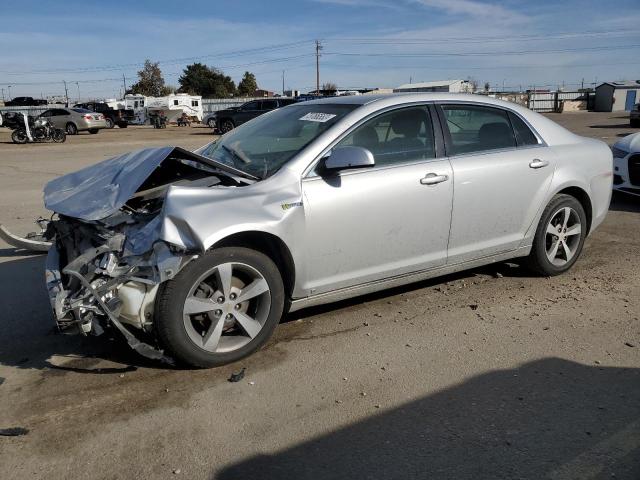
[216,358,640,480]
[610,192,640,213]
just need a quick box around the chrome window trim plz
[302,101,440,178]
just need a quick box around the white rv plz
[123,94,147,125]
[145,93,203,122]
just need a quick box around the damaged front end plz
[33,146,253,362]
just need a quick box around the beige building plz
[594,81,640,112]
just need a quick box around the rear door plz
[437,103,554,263]
[235,101,261,125]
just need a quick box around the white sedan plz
[612,132,640,197]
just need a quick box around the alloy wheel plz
[545,206,582,266]
[182,262,271,353]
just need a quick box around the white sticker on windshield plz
[299,112,337,123]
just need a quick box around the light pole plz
[7,85,12,100]
[76,82,80,103]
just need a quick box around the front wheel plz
[52,129,66,143]
[155,247,285,368]
[66,123,78,135]
[11,129,28,144]
[207,118,216,128]
[526,194,587,276]
[105,118,114,129]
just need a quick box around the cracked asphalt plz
[0,113,638,479]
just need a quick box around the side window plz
[173,100,179,106]
[40,110,52,117]
[508,112,539,147]
[261,100,278,111]
[335,106,435,167]
[441,105,516,155]
[191,100,199,107]
[242,101,258,110]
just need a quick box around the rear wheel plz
[88,128,99,134]
[104,118,114,129]
[156,247,285,368]
[526,194,587,276]
[207,118,216,128]
[66,123,78,135]
[11,130,28,144]
[220,118,235,133]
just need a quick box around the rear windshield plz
[72,108,92,113]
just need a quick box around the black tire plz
[118,122,128,128]
[52,129,66,143]
[105,118,114,129]
[155,247,285,368]
[631,119,640,128]
[526,194,587,276]
[88,128,99,134]
[66,122,78,135]
[11,130,28,144]
[207,118,216,128]
[220,118,235,133]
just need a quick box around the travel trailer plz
[145,93,203,122]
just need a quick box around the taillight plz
[84,114,92,120]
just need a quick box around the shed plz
[394,79,473,93]
[594,81,640,112]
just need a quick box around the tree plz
[161,85,176,96]
[178,63,236,98]
[237,71,258,97]
[129,60,167,97]
[484,82,491,93]
[321,82,337,92]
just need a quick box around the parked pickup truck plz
[73,102,135,129]
[5,96,48,107]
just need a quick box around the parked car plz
[74,102,134,129]
[611,132,640,196]
[630,103,640,127]
[39,107,107,135]
[215,98,297,133]
[5,96,48,107]
[6,94,612,368]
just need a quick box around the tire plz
[156,247,285,368]
[105,118,114,129]
[118,122,128,128]
[66,123,78,135]
[526,194,587,276]
[88,128,99,134]
[11,130,28,144]
[220,118,235,133]
[631,119,640,128]
[52,129,66,143]
[207,118,216,128]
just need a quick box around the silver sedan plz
[30,93,613,367]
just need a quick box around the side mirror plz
[323,146,375,172]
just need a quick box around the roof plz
[597,80,640,89]
[300,92,505,107]
[395,79,465,90]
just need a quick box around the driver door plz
[301,106,453,295]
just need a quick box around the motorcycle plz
[10,113,66,144]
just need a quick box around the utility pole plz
[581,78,584,90]
[76,82,80,103]
[63,80,69,106]
[7,85,12,100]
[315,40,322,95]
[282,70,285,96]
[123,73,127,95]
[1,88,4,102]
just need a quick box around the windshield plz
[199,103,358,178]
[72,108,92,113]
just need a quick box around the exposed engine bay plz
[15,146,254,363]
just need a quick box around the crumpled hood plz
[613,132,640,154]
[44,147,176,221]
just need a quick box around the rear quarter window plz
[508,112,540,147]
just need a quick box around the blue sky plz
[1,0,639,99]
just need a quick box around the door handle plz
[420,173,449,185]
[529,158,549,169]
